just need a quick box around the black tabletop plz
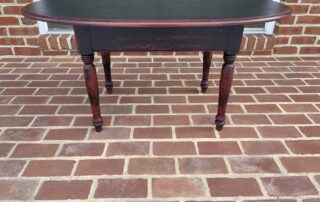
[22,0,291,27]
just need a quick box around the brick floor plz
[0,52,320,201]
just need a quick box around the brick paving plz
[0,52,320,201]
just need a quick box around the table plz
[22,0,291,132]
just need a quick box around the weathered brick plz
[262,176,318,196]
[36,180,92,200]
[0,180,38,200]
[242,141,288,155]
[128,158,175,174]
[229,157,280,173]
[179,157,228,174]
[0,160,26,176]
[107,142,149,156]
[59,143,105,156]
[152,178,205,197]
[95,179,147,198]
[0,128,45,141]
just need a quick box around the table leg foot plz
[215,52,236,131]
[101,51,113,94]
[93,117,103,132]
[82,54,103,132]
[215,116,225,131]
[200,51,212,93]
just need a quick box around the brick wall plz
[0,0,319,56]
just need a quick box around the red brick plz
[3,6,22,14]
[303,199,320,202]
[286,140,320,154]
[300,47,320,54]
[95,179,147,198]
[152,178,205,197]
[107,142,149,156]
[175,127,215,138]
[232,115,271,125]
[89,127,130,139]
[257,126,301,138]
[281,157,320,173]
[308,114,320,124]
[245,104,282,113]
[14,47,41,55]
[305,27,320,35]
[198,141,241,155]
[280,104,318,112]
[154,115,190,125]
[274,46,298,54]
[154,95,186,103]
[179,158,227,174]
[11,144,59,158]
[133,127,172,139]
[291,94,320,102]
[219,127,258,138]
[32,116,73,126]
[136,105,169,114]
[262,176,318,196]
[23,160,75,176]
[0,128,45,141]
[2,88,36,95]
[0,160,25,177]
[207,178,262,196]
[276,27,303,35]
[234,87,266,94]
[0,143,14,157]
[292,36,316,44]
[128,158,175,174]
[75,159,124,175]
[0,180,38,200]
[0,37,24,45]
[153,142,196,155]
[290,5,310,14]
[171,104,205,113]
[0,17,19,25]
[270,114,311,124]
[299,126,320,137]
[243,200,296,202]
[242,141,288,155]
[19,106,58,115]
[229,157,280,173]
[119,96,151,103]
[45,128,87,140]
[297,16,320,24]
[36,180,92,200]
[310,5,320,13]
[59,143,104,156]
[114,115,151,126]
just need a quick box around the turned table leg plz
[215,52,236,131]
[101,51,113,94]
[81,54,103,132]
[201,51,213,93]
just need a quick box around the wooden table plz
[22,0,291,132]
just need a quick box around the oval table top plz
[22,0,291,27]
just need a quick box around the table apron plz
[74,25,244,55]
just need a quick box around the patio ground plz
[0,52,319,201]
